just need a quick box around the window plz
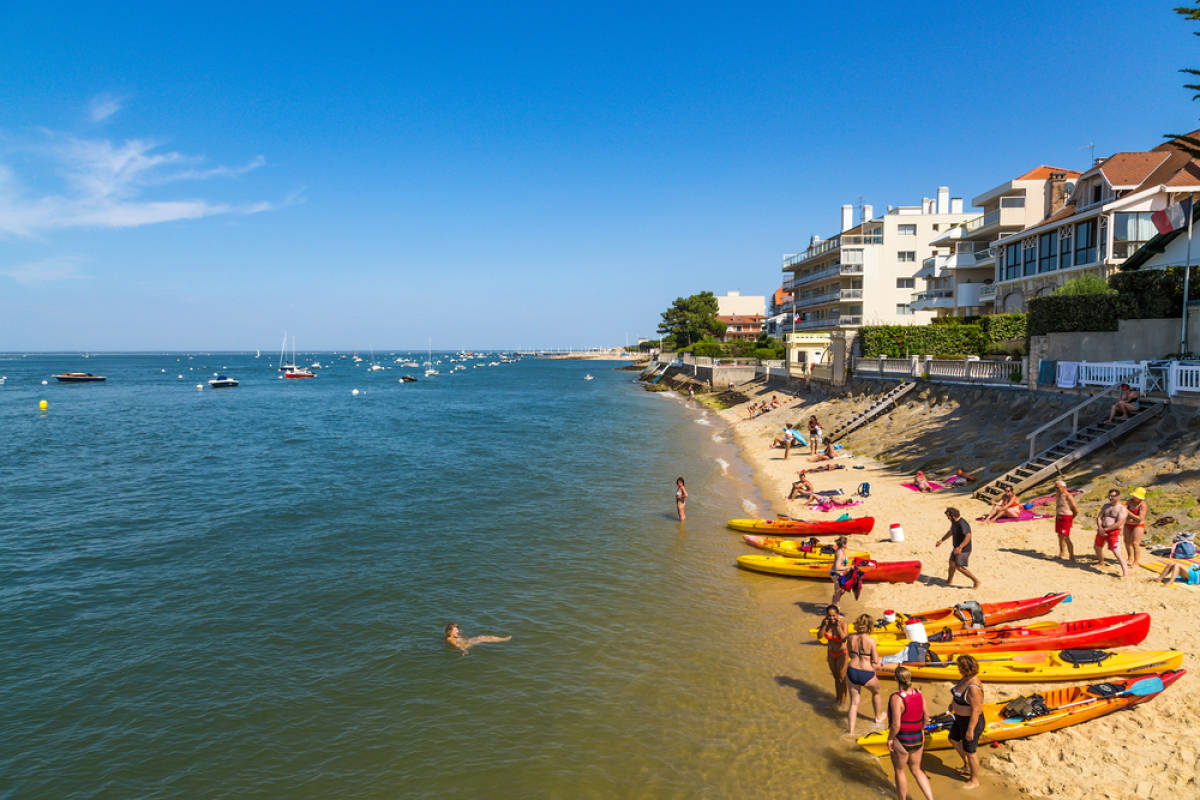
[1038,231,1058,273]
[896,278,915,289]
[1099,217,1108,260]
[898,251,916,263]
[897,304,913,315]
[1075,219,1097,265]
[1060,227,1073,269]
[1092,183,1103,205]
[932,224,941,232]
[1000,196,1026,208]
[1023,239,1037,277]
[1114,212,1156,259]
[898,224,917,235]
[843,249,863,264]
[1005,244,1021,280]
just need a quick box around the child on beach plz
[444,623,511,655]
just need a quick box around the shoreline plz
[705,379,1198,800]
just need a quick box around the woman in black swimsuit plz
[948,654,984,789]
[844,613,883,736]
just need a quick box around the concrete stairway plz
[827,381,917,443]
[973,394,1166,503]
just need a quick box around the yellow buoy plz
[39,400,48,411]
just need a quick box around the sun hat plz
[1131,487,1147,499]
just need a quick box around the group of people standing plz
[817,608,983,797]
[1053,481,1147,577]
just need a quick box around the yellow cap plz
[1130,487,1147,500]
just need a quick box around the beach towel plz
[1026,489,1083,508]
[1057,361,1079,389]
[1137,556,1200,590]
[902,482,946,492]
[1037,359,1058,387]
[809,499,864,512]
[977,508,1052,523]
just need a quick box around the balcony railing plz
[1112,240,1149,259]
[963,214,986,232]
[911,289,954,302]
[979,284,997,297]
[783,234,882,268]
[790,315,863,331]
[786,262,864,289]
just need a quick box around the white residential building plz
[989,133,1200,311]
[780,189,975,332]
[716,291,766,318]
[918,167,1081,317]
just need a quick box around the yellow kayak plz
[742,534,869,561]
[856,670,1184,757]
[877,649,1184,683]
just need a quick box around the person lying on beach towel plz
[942,469,977,487]
[810,497,862,512]
[976,506,1051,523]
[902,477,946,493]
[914,471,933,493]
[1157,560,1200,585]
[810,463,846,473]
[982,487,1022,523]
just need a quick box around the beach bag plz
[1001,693,1050,721]
[857,482,870,498]
[1171,541,1197,559]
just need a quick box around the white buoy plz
[41,380,48,385]
[352,389,360,395]
[196,384,203,390]
[178,375,183,378]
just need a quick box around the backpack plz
[1172,541,1197,559]
[858,482,871,498]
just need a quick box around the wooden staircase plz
[827,381,917,443]
[973,388,1166,503]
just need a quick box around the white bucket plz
[889,524,905,543]
[883,610,897,624]
[904,621,928,643]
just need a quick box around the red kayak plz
[809,592,1071,640]
[876,613,1151,657]
[726,516,875,536]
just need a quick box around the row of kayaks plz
[728,524,1188,758]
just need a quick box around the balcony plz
[793,288,865,310]
[909,289,955,311]
[1112,240,1149,260]
[783,234,882,268]
[979,284,997,297]
[791,315,863,331]
[786,262,864,289]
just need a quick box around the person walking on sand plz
[675,477,688,521]
[1123,487,1148,568]
[845,614,884,737]
[948,655,984,790]
[808,415,822,455]
[887,666,934,800]
[1095,489,1130,577]
[817,604,850,711]
[444,623,511,656]
[936,507,980,589]
[1053,480,1080,562]
[829,536,852,607]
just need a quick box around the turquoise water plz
[0,354,894,799]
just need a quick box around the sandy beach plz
[710,379,1198,800]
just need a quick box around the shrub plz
[858,324,988,358]
[1052,275,1117,296]
[978,313,1027,342]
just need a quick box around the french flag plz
[1152,196,1193,235]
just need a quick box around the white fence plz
[1169,363,1200,396]
[853,356,1024,385]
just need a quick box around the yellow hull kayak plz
[742,535,869,561]
[856,670,1185,757]
[877,649,1184,683]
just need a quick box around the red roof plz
[1014,166,1082,181]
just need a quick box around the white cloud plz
[0,255,85,285]
[0,132,273,237]
[89,94,124,122]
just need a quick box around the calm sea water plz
[0,354,898,799]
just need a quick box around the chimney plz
[862,204,873,223]
[1048,171,1068,216]
[810,235,822,249]
[950,197,963,214]
[841,204,854,232]
[937,186,949,214]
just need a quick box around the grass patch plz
[1147,491,1196,512]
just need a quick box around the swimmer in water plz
[444,622,511,655]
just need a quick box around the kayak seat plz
[1085,682,1123,697]
[928,626,955,643]
[1061,649,1113,668]
[953,600,986,628]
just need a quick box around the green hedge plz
[978,313,1027,342]
[858,324,989,358]
[1027,269,1191,336]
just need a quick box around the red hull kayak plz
[736,555,921,583]
[726,516,875,536]
[876,613,1152,657]
[810,592,1071,640]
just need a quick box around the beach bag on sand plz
[857,482,870,498]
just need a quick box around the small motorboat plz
[209,375,239,388]
[283,366,315,378]
[399,375,418,383]
[54,373,106,383]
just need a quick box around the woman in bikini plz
[675,477,688,522]
[887,666,933,800]
[828,536,851,606]
[914,470,933,493]
[817,604,849,710]
[808,415,822,455]
[1123,487,1148,568]
[845,613,884,736]
[983,486,1021,522]
[948,654,984,789]
[810,441,836,462]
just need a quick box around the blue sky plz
[1,2,1196,351]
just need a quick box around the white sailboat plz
[424,339,439,376]
[278,333,315,378]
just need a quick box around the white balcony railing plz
[979,284,997,297]
[783,234,882,268]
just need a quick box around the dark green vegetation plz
[858,314,1027,359]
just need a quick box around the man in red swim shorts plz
[1053,480,1080,561]
[1094,488,1129,578]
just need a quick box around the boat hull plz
[736,555,921,583]
[873,613,1152,657]
[54,373,106,383]
[726,517,875,536]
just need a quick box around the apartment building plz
[989,132,1200,311]
[780,189,975,332]
[917,167,1081,317]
